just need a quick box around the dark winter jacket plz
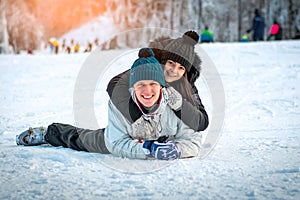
[251,13,265,41]
[167,76,209,131]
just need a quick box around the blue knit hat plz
[129,48,165,88]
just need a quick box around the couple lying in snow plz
[16,31,209,160]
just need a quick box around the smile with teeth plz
[142,95,153,99]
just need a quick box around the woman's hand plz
[165,86,183,111]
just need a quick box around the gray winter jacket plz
[104,88,202,159]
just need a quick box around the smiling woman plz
[163,60,186,83]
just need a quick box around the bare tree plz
[288,0,293,38]
[238,0,242,40]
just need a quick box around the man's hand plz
[143,140,181,160]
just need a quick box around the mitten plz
[142,136,169,156]
[144,141,181,160]
[142,140,154,156]
[166,86,182,111]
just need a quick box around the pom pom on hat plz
[138,47,155,58]
[183,30,199,46]
[129,48,165,88]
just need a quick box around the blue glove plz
[142,140,154,156]
[143,140,181,160]
[142,136,169,156]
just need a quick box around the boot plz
[16,127,47,146]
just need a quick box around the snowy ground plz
[0,40,300,199]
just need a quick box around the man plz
[247,9,265,41]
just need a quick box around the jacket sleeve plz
[174,85,209,131]
[104,100,147,159]
[106,69,135,123]
[172,117,203,158]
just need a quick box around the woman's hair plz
[168,73,196,106]
[161,60,196,106]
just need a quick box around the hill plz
[0,40,299,199]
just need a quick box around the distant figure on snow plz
[267,20,282,41]
[240,34,249,42]
[48,38,59,54]
[200,26,214,43]
[74,43,80,53]
[247,9,265,41]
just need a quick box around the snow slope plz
[59,15,117,47]
[0,40,300,199]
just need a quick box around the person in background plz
[267,20,282,41]
[61,39,66,51]
[66,46,71,54]
[27,49,33,54]
[49,39,59,54]
[240,34,249,42]
[200,26,214,43]
[74,42,80,53]
[16,48,203,160]
[247,9,265,41]
[48,38,55,53]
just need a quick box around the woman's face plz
[163,60,186,82]
[132,80,162,108]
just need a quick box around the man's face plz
[132,80,162,108]
[163,60,186,83]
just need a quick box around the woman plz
[16,48,202,160]
[107,31,209,131]
[267,20,282,41]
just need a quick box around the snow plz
[59,15,117,47]
[1,40,300,199]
